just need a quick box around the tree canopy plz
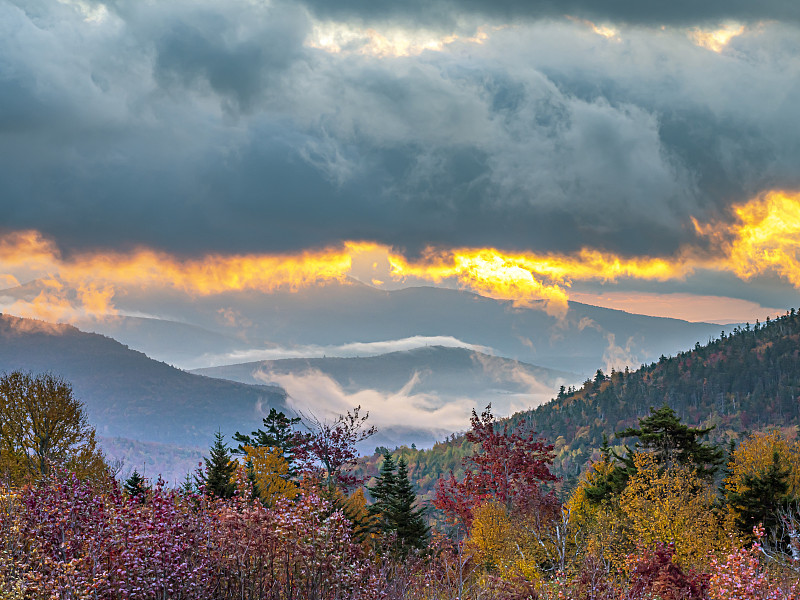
[0,370,108,482]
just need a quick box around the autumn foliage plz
[434,405,557,530]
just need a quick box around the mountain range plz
[0,280,744,483]
[33,279,730,376]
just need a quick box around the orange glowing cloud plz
[0,233,363,321]
[387,248,696,317]
[723,190,800,286]
[2,190,800,325]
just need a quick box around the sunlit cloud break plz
[2,190,800,323]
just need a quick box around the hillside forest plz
[2,311,800,598]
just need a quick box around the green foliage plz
[586,406,724,504]
[232,408,304,475]
[123,468,149,500]
[197,431,237,499]
[358,308,800,507]
[726,449,794,538]
[368,452,429,555]
[519,308,800,483]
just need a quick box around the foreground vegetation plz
[2,311,800,598]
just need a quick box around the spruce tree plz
[198,431,237,499]
[367,451,397,532]
[368,452,429,555]
[392,457,430,554]
[727,450,793,539]
[123,468,149,500]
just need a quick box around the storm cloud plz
[298,0,800,28]
[2,0,799,258]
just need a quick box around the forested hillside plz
[369,309,800,497]
[0,314,287,448]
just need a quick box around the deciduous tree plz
[434,405,556,530]
[0,371,107,483]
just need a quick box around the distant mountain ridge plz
[0,313,286,448]
[4,278,729,374]
[191,345,576,394]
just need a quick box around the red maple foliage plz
[626,543,709,600]
[433,405,557,529]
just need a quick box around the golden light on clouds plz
[725,190,800,286]
[2,190,800,324]
[387,248,690,317]
[566,16,620,40]
[0,232,358,321]
[688,22,745,52]
[305,22,489,57]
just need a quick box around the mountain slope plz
[370,309,800,499]
[521,310,800,482]
[0,313,286,448]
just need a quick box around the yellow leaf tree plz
[0,371,108,485]
[619,452,731,570]
[726,430,800,498]
[243,445,297,505]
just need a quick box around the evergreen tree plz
[586,406,723,504]
[368,452,429,554]
[180,470,196,495]
[726,450,793,539]
[616,405,724,479]
[392,457,430,554]
[233,408,305,476]
[123,468,149,500]
[197,431,237,499]
[367,451,398,532]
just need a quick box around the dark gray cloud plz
[298,0,800,27]
[1,0,799,260]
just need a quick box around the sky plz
[2,0,800,324]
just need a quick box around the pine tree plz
[616,405,724,479]
[727,450,793,539]
[233,408,305,476]
[123,468,149,500]
[197,431,237,499]
[392,457,430,554]
[586,406,723,504]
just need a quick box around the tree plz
[123,468,149,501]
[369,453,429,554]
[298,405,376,492]
[240,445,297,506]
[233,408,306,476]
[393,458,430,552]
[367,451,398,532]
[586,405,723,504]
[0,371,108,483]
[617,405,724,478]
[726,449,793,539]
[197,431,236,499]
[619,452,730,570]
[434,405,557,530]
